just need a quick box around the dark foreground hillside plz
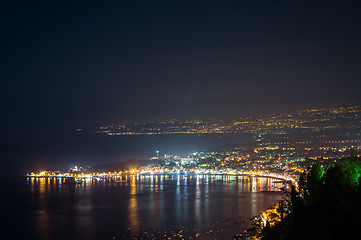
[263,155,361,240]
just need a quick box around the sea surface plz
[2,133,284,239]
[2,175,284,240]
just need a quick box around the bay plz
[3,175,283,240]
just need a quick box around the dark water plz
[3,175,283,240]
[3,133,253,175]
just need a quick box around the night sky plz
[2,1,361,135]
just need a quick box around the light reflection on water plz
[21,175,284,240]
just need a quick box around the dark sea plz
[2,175,283,240]
[1,133,283,239]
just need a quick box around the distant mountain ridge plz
[90,159,147,172]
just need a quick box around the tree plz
[263,156,361,240]
[306,163,324,204]
[298,171,307,196]
[344,155,361,186]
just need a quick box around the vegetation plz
[262,155,361,239]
